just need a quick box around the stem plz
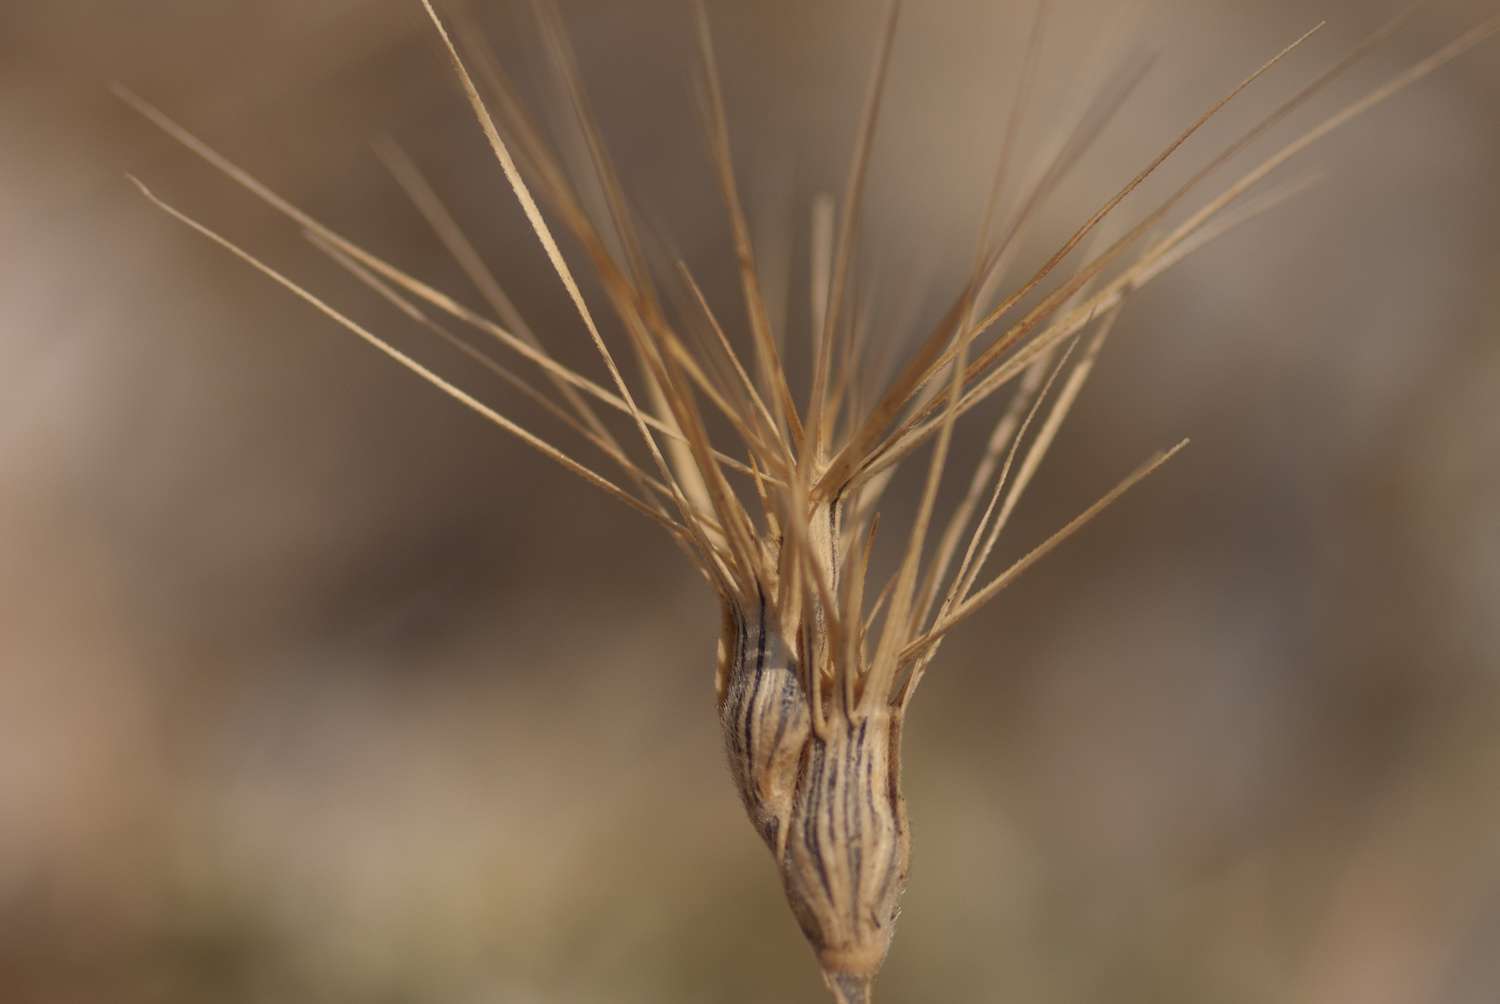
[825,972,874,1004]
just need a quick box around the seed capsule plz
[718,594,813,858]
[718,599,910,1001]
[783,706,909,1002]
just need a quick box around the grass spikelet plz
[119,2,1499,999]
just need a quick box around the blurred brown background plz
[3,1,1499,1001]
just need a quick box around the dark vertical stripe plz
[740,588,769,774]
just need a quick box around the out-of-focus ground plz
[3,1,1499,1001]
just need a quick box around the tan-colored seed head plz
[121,1,1500,1000]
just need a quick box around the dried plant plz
[119,1,1498,1000]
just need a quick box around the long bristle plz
[129,177,690,540]
[124,0,1500,658]
[693,0,803,446]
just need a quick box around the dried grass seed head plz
[120,1,1500,999]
